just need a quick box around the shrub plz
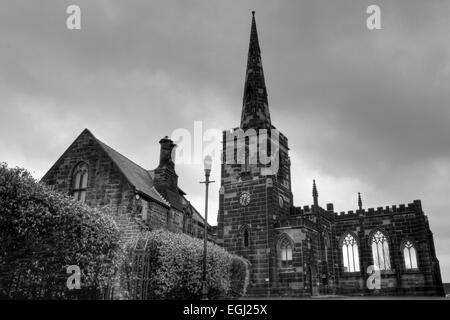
[229,256,250,297]
[0,162,124,299]
[121,229,249,299]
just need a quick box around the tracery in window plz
[403,240,418,270]
[371,230,391,271]
[342,233,360,272]
[279,238,293,268]
[72,162,88,203]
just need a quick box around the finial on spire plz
[358,192,363,211]
[252,11,255,17]
[313,180,318,207]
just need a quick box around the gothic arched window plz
[72,162,88,203]
[279,238,293,268]
[342,233,360,272]
[243,228,250,248]
[403,241,418,270]
[371,230,391,270]
[183,213,193,236]
[323,232,330,262]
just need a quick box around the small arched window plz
[403,241,418,270]
[342,233,360,272]
[243,228,250,248]
[371,230,391,270]
[279,238,293,268]
[72,162,88,203]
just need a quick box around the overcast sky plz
[1,0,449,281]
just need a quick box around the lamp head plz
[203,155,213,175]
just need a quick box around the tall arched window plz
[323,232,330,262]
[72,162,88,202]
[342,233,360,272]
[188,217,193,236]
[403,241,418,270]
[371,230,391,270]
[243,228,250,248]
[183,213,193,235]
[279,238,293,268]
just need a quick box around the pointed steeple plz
[312,180,318,207]
[358,192,363,211]
[240,11,271,130]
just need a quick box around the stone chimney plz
[153,136,178,190]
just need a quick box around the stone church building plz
[42,131,211,242]
[41,12,444,298]
[216,12,445,297]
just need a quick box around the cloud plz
[1,0,449,281]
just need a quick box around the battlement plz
[334,200,423,219]
[291,203,334,216]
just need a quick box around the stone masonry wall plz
[332,201,444,296]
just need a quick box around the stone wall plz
[217,127,293,296]
[332,200,444,296]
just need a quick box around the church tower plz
[217,12,293,296]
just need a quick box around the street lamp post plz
[200,155,214,300]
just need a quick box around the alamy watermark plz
[366,265,381,290]
[66,265,81,290]
[65,4,381,31]
[170,121,280,175]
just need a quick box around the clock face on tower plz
[239,192,251,206]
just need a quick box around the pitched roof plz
[155,187,185,212]
[188,200,207,224]
[96,135,208,225]
[94,134,170,207]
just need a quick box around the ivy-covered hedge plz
[0,163,124,299]
[121,230,249,299]
[229,255,250,297]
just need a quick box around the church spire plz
[240,11,271,130]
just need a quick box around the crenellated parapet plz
[334,200,423,219]
[291,203,335,215]
[289,200,424,221]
